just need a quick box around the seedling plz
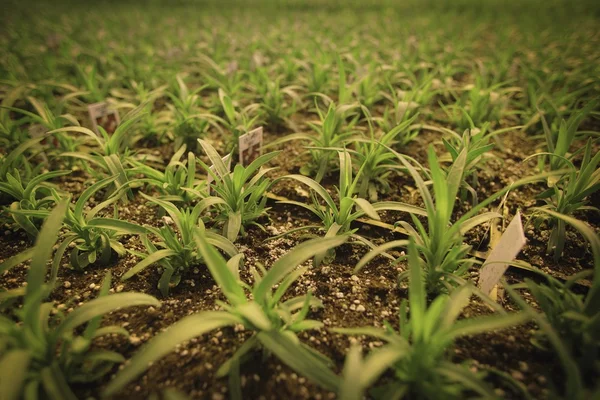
[120,194,238,296]
[0,200,159,400]
[279,150,426,266]
[336,238,528,399]
[197,139,279,242]
[103,234,347,397]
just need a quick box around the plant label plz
[207,154,232,195]
[88,101,120,135]
[478,211,527,296]
[238,127,263,167]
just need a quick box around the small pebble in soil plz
[63,281,71,288]
[511,370,525,380]
[129,335,141,345]
[356,305,366,312]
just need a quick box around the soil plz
[1,114,598,400]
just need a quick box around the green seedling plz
[0,200,159,400]
[103,234,347,398]
[336,238,529,400]
[197,139,279,242]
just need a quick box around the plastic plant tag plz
[478,211,527,296]
[238,127,263,167]
[88,101,120,135]
[207,154,232,195]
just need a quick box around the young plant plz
[0,200,159,400]
[197,139,279,242]
[165,75,212,150]
[443,77,511,131]
[279,150,426,266]
[2,96,83,155]
[532,139,600,260]
[356,146,501,295]
[0,135,48,188]
[506,210,600,399]
[130,144,206,206]
[353,64,385,110]
[335,238,529,400]
[48,104,150,199]
[351,114,418,201]
[211,89,261,157]
[2,169,69,238]
[269,101,360,182]
[12,176,144,269]
[538,100,598,179]
[377,77,436,146]
[439,121,505,205]
[0,86,32,149]
[103,234,347,397]
[119,194,238,296]
[249,68,301,129]
[356,145,569,294]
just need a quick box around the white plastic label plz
[88,101,120,135]
[478,211,527,295]
[238,127,263,167]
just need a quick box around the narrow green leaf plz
[103,311,240,397]
[254,236,347,303]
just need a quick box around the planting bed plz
[1,1,599,399]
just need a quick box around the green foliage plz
[440,124,500,205]
[130,144,206,206]
[165,75,213,150]
[443,77,511,131]
[0,200,160,400]
[214,89,261,156]
[269,101,360,182]
[280,150,426,266]
[121,194,238,296]
[532,139,600,260]
[103,234,347,397]
[11,176,143,269]
[2,96,83,155]
[197,139,278,242]
[539,100,598,177]
[48,105,152,199]
[357,146,499,294]
[351,114,418,201]
[356,145,566,294]
[249,68,301,128]
[336,238,528,399]
[0,135,47,186]
[2,168,69,238]
[506,211,600,398]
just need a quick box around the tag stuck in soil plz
[88,101,120,135]
[239,127,263,166]
[478,211,527,296]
